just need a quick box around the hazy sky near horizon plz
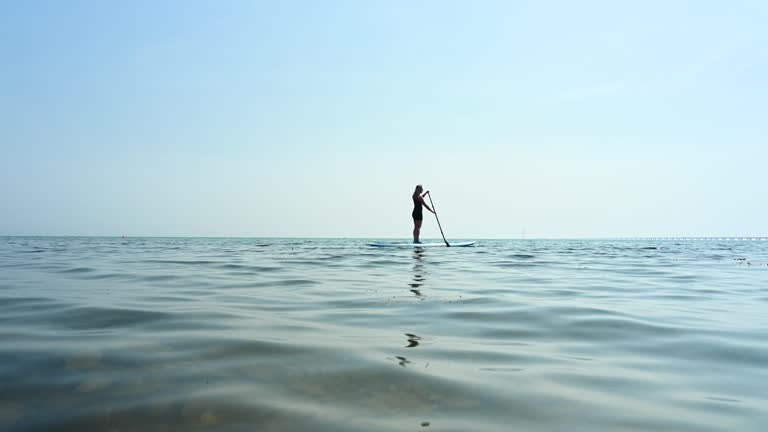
[2,1,766,238]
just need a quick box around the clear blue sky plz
[1,1,766,238]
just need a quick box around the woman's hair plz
[413,185,423,197]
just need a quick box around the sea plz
[1,237,766,432]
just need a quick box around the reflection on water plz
[410,249,426,299]
[1,237,767,432]
[405,333,421,348]
[393,355,411,367]
[409,287,424,298]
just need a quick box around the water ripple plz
[1,237,766,431]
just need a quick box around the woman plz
[412,185,435,243]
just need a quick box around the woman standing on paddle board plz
[412,185,435,243]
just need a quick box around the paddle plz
[427,193,450,247]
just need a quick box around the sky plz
[1,0,766,239]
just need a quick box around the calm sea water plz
[1,237,766,432]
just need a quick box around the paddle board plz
[368,241,476,248]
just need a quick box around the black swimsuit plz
[412,196,423,221]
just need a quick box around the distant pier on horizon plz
[617,237,768,241]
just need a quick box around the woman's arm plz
[420,196,435,213]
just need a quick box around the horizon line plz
[2,235,767,241]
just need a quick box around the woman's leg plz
[413,219,423,243]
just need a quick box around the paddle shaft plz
[427,194,450,247]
